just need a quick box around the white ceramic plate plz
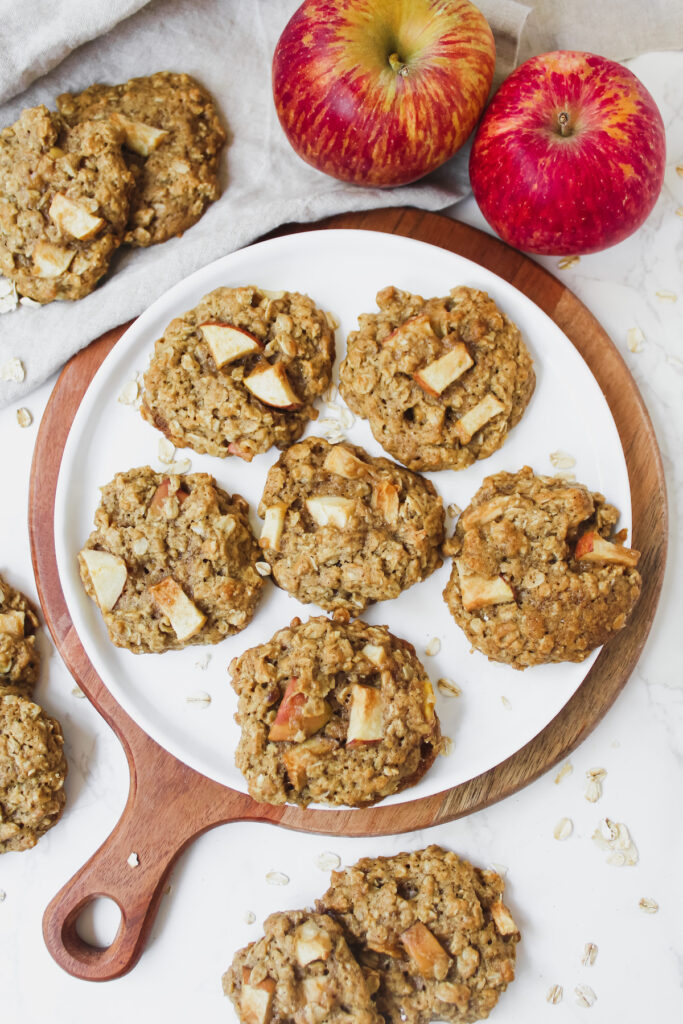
[54,229,631,807]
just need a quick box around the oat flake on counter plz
[575,984,597,1008]
[265,870,290,886]
[553,817,573,841]
[314,851,341,872]
[16,408,32,427]
[554,761,573,784]
[546,984,563,1005]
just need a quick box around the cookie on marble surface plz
[442,466,641,669]
[0,105,133,302]
[57,71,226,247]
[339,286,535,472]
[140,285,335,462]
[0,693,67,853]
[223,909,384,1024]
[78,466,265,654]
[230,614,443,807]
[0,574,40,695]
[318,846,520,1024]
[257,437,444,612]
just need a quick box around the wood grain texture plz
[29,208,667,981]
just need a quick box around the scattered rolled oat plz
[0,889,6,902]
[0,279,18,313]
[489,862,508,877]
[168,458,191,474]
[158,437,175,463]
[325,311,340,330]
[425,637,441,656]
[127,852,139,868]
[71,686,86,699]
[676,163,683,178]
[1,357,25,383]
[546,984,563,1005]
[265,870,290,886]
[19,295,42,308]
[185,691,211,707]
[627,327,644,353]
[575,984,597,1008]
[194,653,212,671]
[553,817,573,841]
[582,942,598,966]
[592,818,638,866]
[314,851,341,872]
[16,407,32,428]
[553,470,576,482]
[655,289,677,302]
[549,450,576,470]
[501,695,512,710]
[243,910,256,925]
[447,502,462,519]
[255,561,272,577]
[554,761,573,784]
[584,768,606,803]
[558,255,580,270]
[437,678,462,698]
[638,897,659,914]
[118,379,139,405]
[440,736,454,757]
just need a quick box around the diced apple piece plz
[244,362,301,409]
[400,922,452,980]
[323,445,369,479]
[49,193,105,241]
[302,976,331,1005]
[413,343,473,397]
[346,684,383,747]
[110,113,169,156]
[361,643,388,668]
[453,393,506,444]
[199,322,263,368]
[490,900,519,936]
[461,495,517,531]
[382,313,436,348]
[149,477,189,514]
[240,968,276,1024]
[282,736,337,791]
[259,503,287,551]
[306,495,355,529]
[81,549,127,612]
[371,480,399,525]
[0,611,25,638]
[149,577,206,641]
[294,920,332,966]
[434,982,471,1009]
[422,679,436,723]
[457,945,480,979]
[32,240,74,278]
[456,560,515,612]
[227,440,254,462]
[574,531,640,567]
[268,677,331,742]
[367,938,403,957]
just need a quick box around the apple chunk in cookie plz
[78,467,265,653]
[230,615,444,808]
[443,466,642,669]
[257,437,444,613]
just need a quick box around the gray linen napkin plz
[0,0,530,407]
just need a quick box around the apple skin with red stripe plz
[469,51,666,255]
[272,0,495,187]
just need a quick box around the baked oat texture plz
[318,846,520,1024]
[57,71,226,246]
[230,615,443,807]
[0,575,40,695]
[223,909,384,1024]
[339,286,535,472]
[140,286,335,461]
[258,437,444,612]
[78,466,265,654]
[0,105,133,302]
[442,467,642,669]
[0,694,67,853]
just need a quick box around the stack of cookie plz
[223,846,521,1024]
[0,574,67,854]
[0,72,226,303]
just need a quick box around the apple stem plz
[388,52,408,78]
[558,111,571,137]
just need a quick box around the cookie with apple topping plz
[317,846,519,1024]
[223,910,384,1024]
[442,466,641,669]
[78,466,264,653]
[0,575,40,695]
[257,437,444,612]
[57,71,226,247]
[339,286,535,472]
[0,693,67,853]
[140,286,335,461]
[230,614,443,807]
[0,105,134,302]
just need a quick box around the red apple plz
[272,0,495,187]
[469,51,666,254]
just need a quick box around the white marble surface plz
[1,50,682,1024]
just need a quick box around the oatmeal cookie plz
[0,105,133,302]
[78,467,264,653]
[339,286,535,472]
[0,693,67,853]
[318,846,520,1024]
[140,286,335,461]
[0,575,40,694]
[230,615,443,807]
[57,71,226,246]
[442,467,642,669]
[258,437,444,612]
[223,910,384,1024]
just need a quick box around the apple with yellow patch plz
[149,577,206,641]
[346,684,383,746]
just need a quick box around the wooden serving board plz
[29,208,667,983]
